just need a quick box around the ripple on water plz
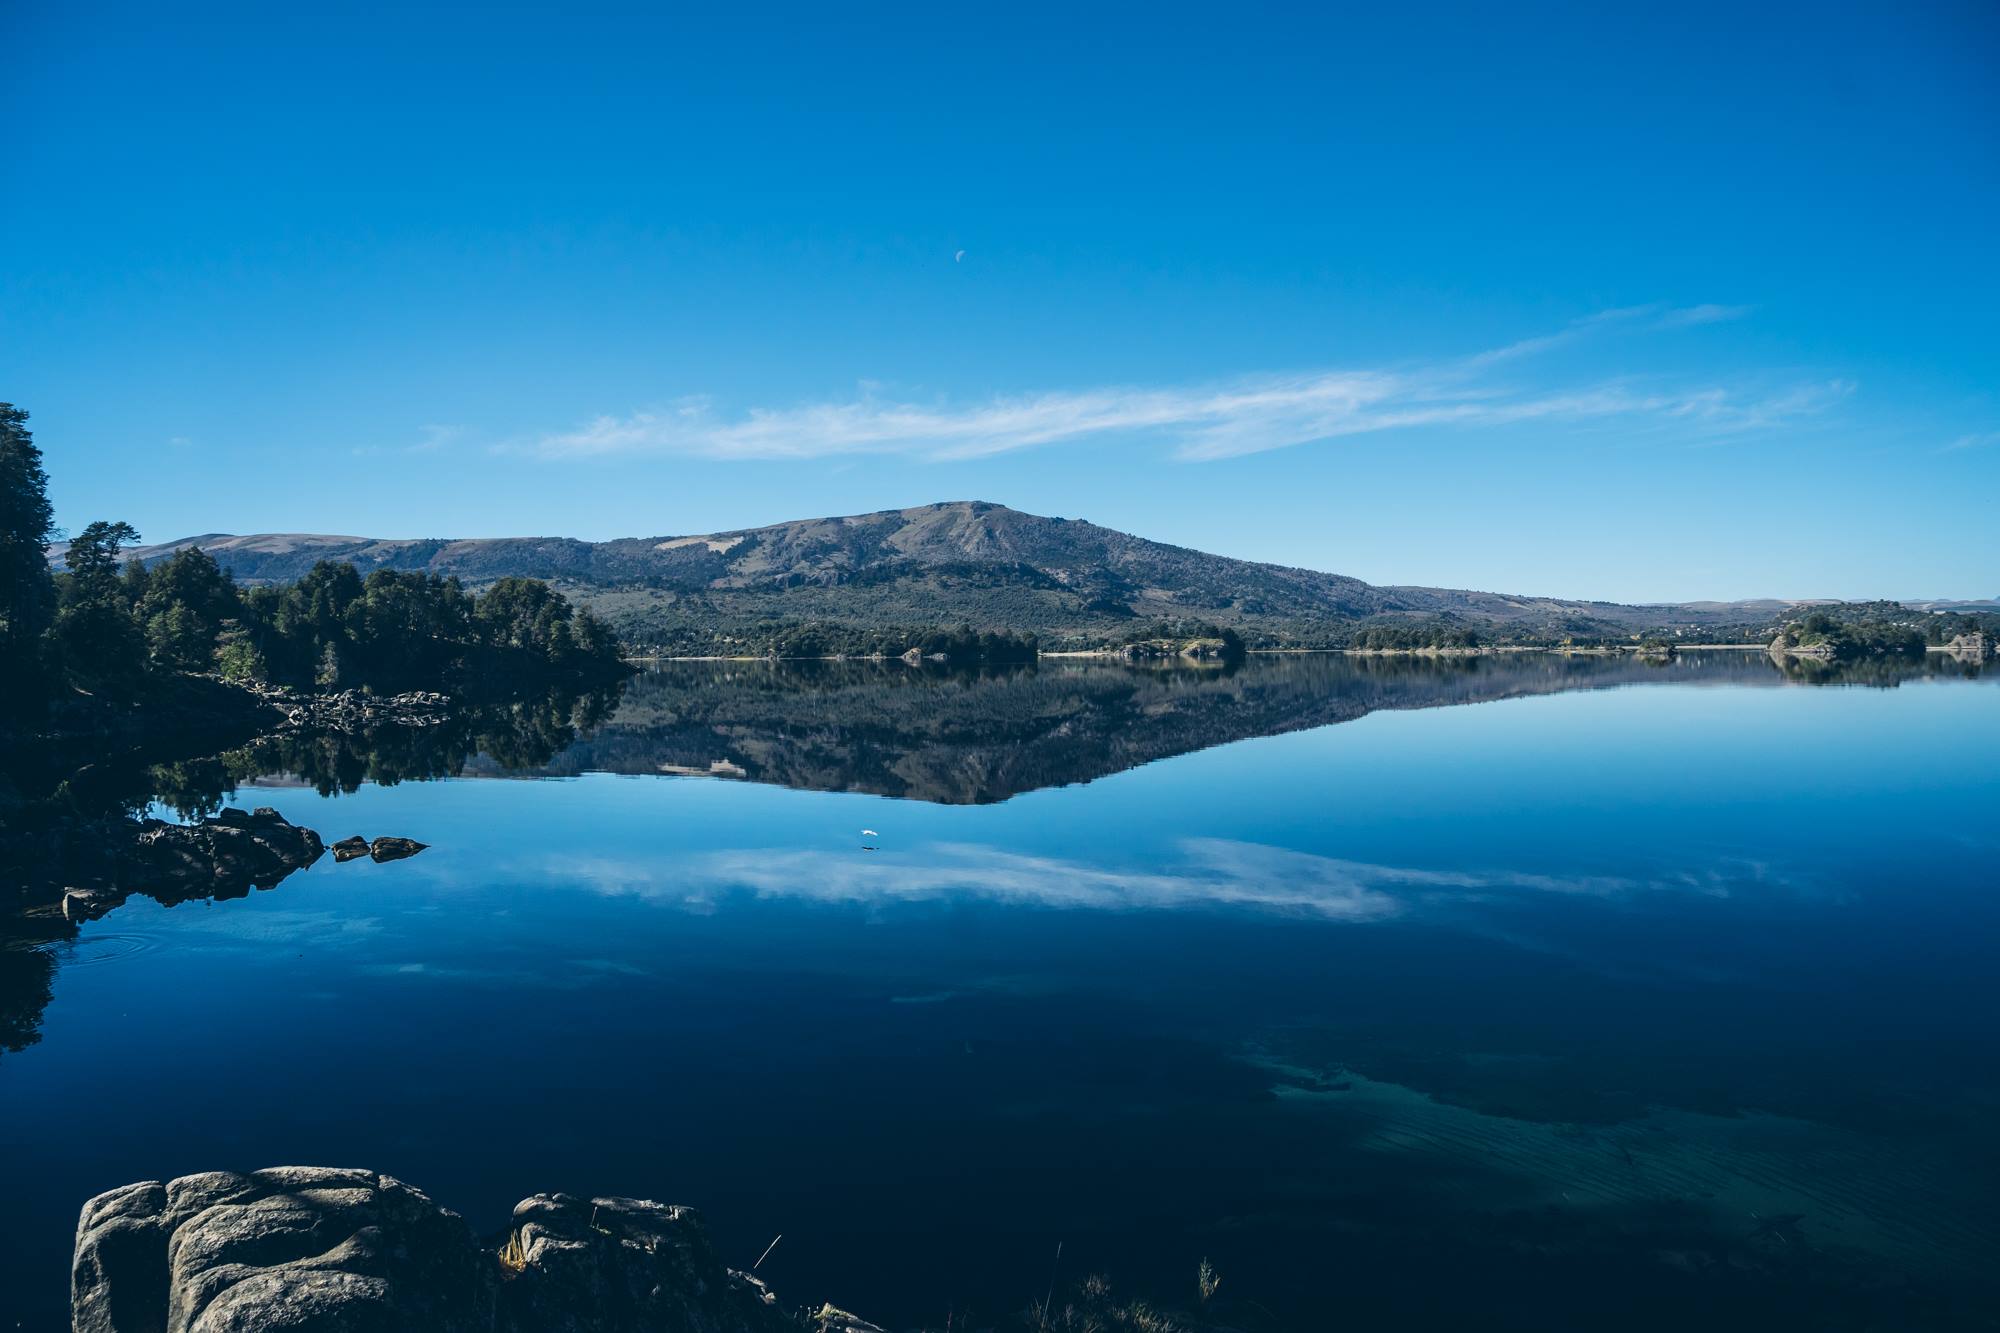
[63,932,164,967]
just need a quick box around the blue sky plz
[3,1,1995,602]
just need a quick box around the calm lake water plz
[3,652,1997,1329]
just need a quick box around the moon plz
[954,250,965,263]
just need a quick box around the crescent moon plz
[954,250,965,262]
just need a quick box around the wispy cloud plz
[351,423,469,459]
[1941,431,1999,453]
[535,304,1830,464]
[535,838,1771,921]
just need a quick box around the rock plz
[126,808,326,902]
[367,837,427,863]
[500,1193,798,1333]
[247,686,455,734]
[13,808,330,928]
[75,1169,833,1332]
[73,1167,492,1333]
[330,836,371,863]
[62,886,126,924]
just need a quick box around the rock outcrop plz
[73,1168,490,1333]
[60,808,325,923]
[244,685,454,733]
[498,1193,802,1333]
[73,1168,838,1333]
[366,836,427,863]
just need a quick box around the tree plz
[349,569,473,686]
[476,577,570,657]
[212,621,269,682]
[0,404,57,686]
[50,521,146,694]
[138,546,237,671]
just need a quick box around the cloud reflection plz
[537,838,1739,921]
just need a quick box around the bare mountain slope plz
[60,500,1760,643]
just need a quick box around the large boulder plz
[73,1167,491,1333]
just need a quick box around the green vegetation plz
[0,403,625,743]
[0,404,59,710]
[1771,604,1926,660]
[1923,608,2000,646]
[624,616,1039,661]
[755,620,1039,663]
[1105,617,1247,661]
[1349,616,1482,650]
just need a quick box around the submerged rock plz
[74,1168,819,1332]
[367,836,427,863]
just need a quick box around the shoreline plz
[621,644,1789,664]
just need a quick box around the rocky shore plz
[5,804,425,922]
[72,1166,883,1333]
[244,684,454,732]
[2,680,456,915]
[9,806,326,922]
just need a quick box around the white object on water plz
[861,829,879,838]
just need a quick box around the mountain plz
[60,500,1771,647]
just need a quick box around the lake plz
[3,652,1997,1329]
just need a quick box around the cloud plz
[1941,431,1999,453]
[535,305,1835,464]
[535,838,1762,921]
[410,423,465,453]
[1654,302,1754,328]
[350,423,469,459]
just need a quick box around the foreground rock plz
[74,1168,836,1333]
[73,1168,489,1333]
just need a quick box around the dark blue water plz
[3,654,1996,1329]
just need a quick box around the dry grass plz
[495,1229,528,1278]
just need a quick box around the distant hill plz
[52,500,1805,648]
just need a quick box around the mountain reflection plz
[467,650,1970,804]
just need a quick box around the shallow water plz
[3,653,1997,1329]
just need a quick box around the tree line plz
[1348,617,1483,650]
[1774,605,1927,659]
[748,620,1039,663]
[2,404,623,726]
